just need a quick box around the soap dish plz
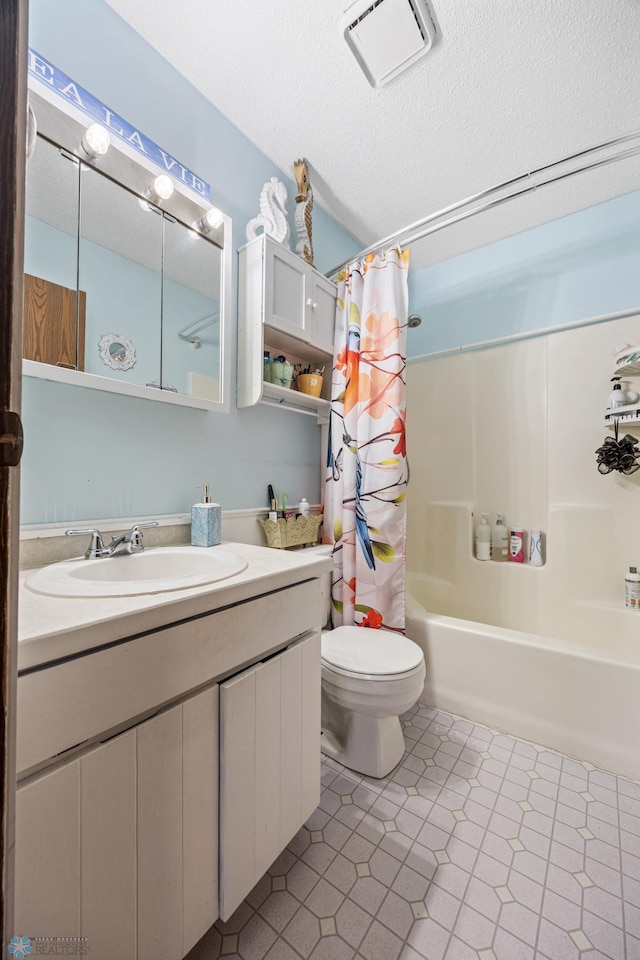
[258,514,322,549]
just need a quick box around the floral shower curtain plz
[324,248,410,633]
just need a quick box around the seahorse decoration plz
[294,158,314,267]
[246,177,290,246]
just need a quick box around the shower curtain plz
[324,248,410,633]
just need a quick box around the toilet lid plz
[321,626,424,676]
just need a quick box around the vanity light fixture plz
[81,123,111,159]
[196,206,224,233]
[149,174,174,202]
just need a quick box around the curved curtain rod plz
[177,309,219,346]
[326,127,640,277]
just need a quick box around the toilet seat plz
[321,657,425,684]
[321,625,424,677]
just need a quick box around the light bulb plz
[82,123,110,158]
[194,206,224,234]
[203,206,224,230]
[150,174,174,201]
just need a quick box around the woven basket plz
[258,514,322,549]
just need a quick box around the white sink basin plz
[25,546,248,598]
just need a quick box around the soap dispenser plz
[191,484,221,547]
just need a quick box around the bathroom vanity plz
[16,542,331,960]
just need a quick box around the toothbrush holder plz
[296,373,323,398]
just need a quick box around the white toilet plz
[309,545,426,779]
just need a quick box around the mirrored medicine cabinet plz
[23,89,232,411]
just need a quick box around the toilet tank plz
[303,544,333,627]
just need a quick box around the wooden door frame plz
[0,0,27,942]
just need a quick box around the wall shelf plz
[604,403,640,428]
[261,381,331,422]
[614,348,640,378]
[605,348,640,427]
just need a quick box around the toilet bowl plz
[321,625,426,779]
[302,544,426,778]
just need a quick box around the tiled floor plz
[188,702,640,960]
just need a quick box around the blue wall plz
[23,0,360,524]
[407,190,640,358]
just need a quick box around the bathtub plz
[404,589,640,782]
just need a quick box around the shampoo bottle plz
[491,514,509,562]
[191,484,221,547]
[625,566,640,609]
[475,513,491,561]
[528,530,544,566]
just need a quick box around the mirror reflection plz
[23,131,225,406]
[162,217,221,401]
[23,137,82,371]
[98,333,136,371]
[79,162,162,388]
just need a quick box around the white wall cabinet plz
[238,234,337,422]
[16,687,219,960]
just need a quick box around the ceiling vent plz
[341,0,437,88]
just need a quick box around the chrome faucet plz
[65,521,159,559]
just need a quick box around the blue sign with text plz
[27,48,210,201]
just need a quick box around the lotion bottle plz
[475,513,491,561]
[607,377,624,409]
[491,514,509,562]
[191,484,221,547]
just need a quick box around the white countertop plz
[18,541,332,672]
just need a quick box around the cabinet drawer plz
[18,579,320,774]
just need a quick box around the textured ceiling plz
[103,0,640,271]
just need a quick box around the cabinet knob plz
[306,298,314,308]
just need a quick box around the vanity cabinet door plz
[219,630,321,920]
[182,685,219,956]
[81,730,137,957]
[15,687,219,960]
[15,740,137,956]
[15,760,81,937]
[137,685,219,960]
[137,706,183,960]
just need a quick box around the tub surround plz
[406,312,640,651]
